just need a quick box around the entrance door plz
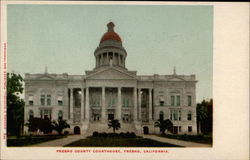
[143,126,149,134]
[74,126,80,134]
[108,114,114,121]
[173,126,178,134]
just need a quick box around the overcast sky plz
[7,5,213,102]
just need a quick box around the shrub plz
[130,132,136,138]
[119,132,125,137]
[92,131,99,137]
[124,132,131,138]
[109,133,118,137]
[64,131,69,135]
[99,132,107,137]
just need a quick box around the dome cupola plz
[94,22,127,70]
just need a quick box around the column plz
[118,53,120,66]
[133,87,138,121]
[101,87,106,122]
[120,55,123,66]
[138,88,142,120]
[95,56,98,67]
[64,87,69,120]
[85,87,89,121]
[148,88,152,121]
[101,54,103,65]
[117,87,122,120]
[123,56,125,67]
[70,88,73,121]
[81,88,85,121]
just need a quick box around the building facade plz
[24,22,198,135]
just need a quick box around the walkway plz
[142,135,212,147]
[30,135,86,147]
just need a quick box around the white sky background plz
[7,5,213,102]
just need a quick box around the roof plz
[100,22,122,43]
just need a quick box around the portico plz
[68,86,154,124]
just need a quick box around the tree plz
[52,119,70,135]
[40,116,53,134]
[25,117,53,134]
[196,99,213,134]
[155,119,173,135]
[26,117,41,133]
[7,72,25,137]
[108,119,121,133]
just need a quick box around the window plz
[91,99,100,107]
[179,126,182,132]
[188,126,192,132]
[188,96,192,106]
[123,98,129,107]
[159,96,164,106]
[40,109,52,119]
[96,101,100,107]
[28,95,34,106]
[179,111,181,120]
[29,110,34,119]
[109,98,115,107]
[159,111,164,120]
[58,110,63,120]
[176,96,180,106]
[171,110,181,121]
[160,101,164,106]
[47,95,51,106]
[126,99,129,107]
[58,96,63,106]
[171,96,175,106]
[171,95,181,106]
[122,114,129,122]
[173,110,178,120]
[40,95,45,106]
[187,111,192,120]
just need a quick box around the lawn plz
[158,134,212,144]
[65,136,182,147]
[7,135,67,146]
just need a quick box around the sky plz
[7,5,213,102]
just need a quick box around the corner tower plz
[94,22,127,70]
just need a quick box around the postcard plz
[0,1,249,160]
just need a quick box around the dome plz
[100,22,122,43]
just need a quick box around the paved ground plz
[30,134,211,147]
[142,135,212,147]
[30,135,86,147]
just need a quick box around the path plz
[142,135,212,147]
[30,135,86,147]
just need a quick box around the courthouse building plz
[24,22,198,135]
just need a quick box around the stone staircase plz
[86,121,139,136]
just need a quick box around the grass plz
[158,134,212,144]
[65,136,182,147]
[7,135,67,146]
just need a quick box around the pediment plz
[36,74,54,80]
[167,76,185,82]
[86,68,136,80]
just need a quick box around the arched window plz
[58,110,63,120]
[159,111,164,120]
[29,110,34,119]
[179,110,181,120]
[187,111,192,120]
